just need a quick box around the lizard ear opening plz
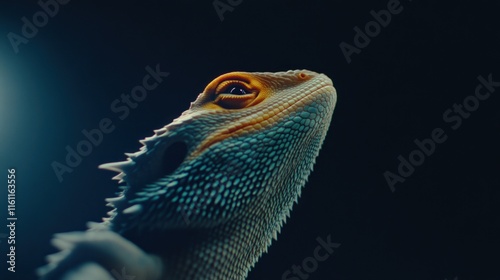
[161,141,188,176]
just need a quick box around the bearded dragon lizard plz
[38,69,337,280]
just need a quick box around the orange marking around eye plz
[197,73,270,111]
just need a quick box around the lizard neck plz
[136,133,324,280]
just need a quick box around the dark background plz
[1,0,499,279]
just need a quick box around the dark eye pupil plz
[228,86,247,95]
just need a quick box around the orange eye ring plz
[213,80,258,109]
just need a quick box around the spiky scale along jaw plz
[98,70,337,279]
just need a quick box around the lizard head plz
[99,70,336,232]
[186,70,336,159]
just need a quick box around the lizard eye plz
[215,81,252,96]
[225,85,248,95]
[213,80,257,109]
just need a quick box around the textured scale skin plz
[39,70,337,280]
